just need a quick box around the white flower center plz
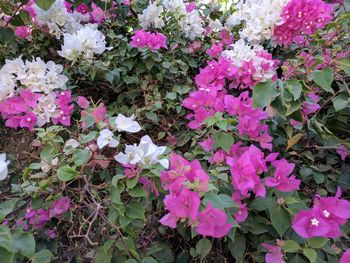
[323,210,330,218]
[311,217,319,226]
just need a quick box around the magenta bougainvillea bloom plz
[206,42,223,58]
[195,202,232,238]
[337,145,349,161]
[292,188,350,238]
[90,3,105,24]
[261,243,284,263]
[163,188,201,222]
[273,0,333,46]
[52,197,71,217]
[340,248,350,263]
[14,26,32,39]
[131,30,167,51]
[265,159,301,192]
[198,136,214,152]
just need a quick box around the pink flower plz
[90,3,105,23]
[185,2,196,13]
[337,145,349,161]
[77,96,89,109]
[188,41,201,53]
[130,30,167,51]
[273,0,333,46]
[163,188,200,222]
[265,159,301,192]
[196,202,232,238]
[159,212,179,228]
[52,197,70,217]
[206,43,223,58]
[91,103,106,123]
[15,26,32,39]
[75,3,89,14]
[19,112,37,130]
[209,150,227,165]
[45,229,57,239]
[198,136,214,152]
[36,209,51,228]
[261,243,284,263]
[232,194,248,224]
[340,249,350,263]
[292,207,332,238]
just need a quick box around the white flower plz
[0,153,10,181]
[63,139,80,154]
[225,0,288,43]
[114,135,168,168]
[57,33,82,61]
[58,24,111,61]
[0,56,68,100]
[114,144,144,165]
[115,114,142,133]
[138,135,168,168]
[35,0,89,38]
[163,0,186,14]
[178,10,204,40]
[97,129,119,149]
[209,19,223,33]
[138,2,165,30]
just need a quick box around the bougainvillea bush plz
[1,0,350,262]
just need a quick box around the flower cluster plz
[0,56,68,101]
[0,90,74,130]
[138,0,205,40]
[24,197,70,229]
[226,0,288,43]
[273,0,333,46]
[292,187,350,238]
[33,0,91,38]
[130,30,168,51]
[160,153,232,238]
[115,135,168,168]
[58,24,111,61]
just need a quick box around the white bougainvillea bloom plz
[97,129,119,149]
[225,0,288,43]
[114,144,144,165]
[163,0,186,13]
[0,154,10,181]
[58,24,111,61]
[178,10,204,40]
[114,114,142,133]
[35,0,90,38]
[0,56,68,101]
[138,2,165,30]
[138,135,169,168]
[114,136,168,168]
[209,19,223,33]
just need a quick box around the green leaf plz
[57,165,78,182]
[282,240,301,253]
[228,235,246,261]
[203,193,238,209]
[94,246,112,263]
[340,59,350,76]
[129,185,147,197]
[10,230,35,258]
[126,176,138,189]
[332,93,349,112]
[253,80,280,108]
[310,68,334,94]
[0,28,15,44]
[142,257,158,263]
[72,149,90,166]
[307,237,328,249]
[126,201,145,220]
[31,249,53,263]
[35,0,55,10]
[0,248,14,263]
[303,248,317,263]
[196,238,212,262]
[213,132,234,153]
[0,199,18,221]
[249,197,273,211]
[285,80,302,101]
[270,206,290,236]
